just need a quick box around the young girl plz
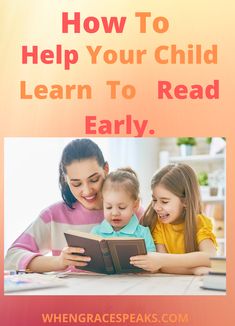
[91,168,156,252]
[130,163,217,275]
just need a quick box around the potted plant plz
[198,172,209,198]
[176,138,196,156]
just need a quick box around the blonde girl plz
[91,168,156,252]
[130,163,217,274]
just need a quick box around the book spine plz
[99,240,115,274]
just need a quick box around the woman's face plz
[65,158,109,210]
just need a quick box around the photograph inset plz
[4,137,226,295]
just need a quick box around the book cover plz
[1,1,234,326]
[64,231,147,274]
[65,231,115,274]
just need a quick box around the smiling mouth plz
[82,194,97,202]
[158,213,170,220]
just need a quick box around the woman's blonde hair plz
[102,167,139,201]
[141,163,202,252]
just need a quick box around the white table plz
[5,272,225,296]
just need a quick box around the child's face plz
[152,185,185,224]
[103,189,138,231]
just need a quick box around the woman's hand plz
[130,252,163,273]
[57,246,91,269]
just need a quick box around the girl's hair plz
[141,163,202,253]
[59,139,106,208]
[102,167,139,201]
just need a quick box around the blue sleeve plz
[143,227,156,252]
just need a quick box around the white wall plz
[4,138,159,253]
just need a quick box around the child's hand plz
[130,252,162,273]
[192,266,211,276]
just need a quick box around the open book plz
[64,230,147,274]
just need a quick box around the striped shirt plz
[4,201,144,270]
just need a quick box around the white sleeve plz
[4,215,51,270]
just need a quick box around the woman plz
[5,139,143,273]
